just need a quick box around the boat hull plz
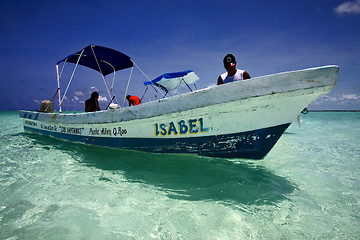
[24,123,290,159]
[20,66,338,159]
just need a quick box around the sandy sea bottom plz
[0,111,359,239]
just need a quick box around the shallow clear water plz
[0,111,359,239]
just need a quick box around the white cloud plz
[72,96,84,104]
[335,0,360,15]
[74,91,85,96]
[341,94,360,100]
[312,93,360,109]
[314,95,337,103]
[98,96,108,102]
[72,96,79,102]
[89,86,99,92]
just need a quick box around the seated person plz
[126,95,141,106]
[85,92,100,112]
[217,54,251,85]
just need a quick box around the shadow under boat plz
[24,132,296,206]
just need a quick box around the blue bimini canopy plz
[144,70,199,91]
[57,45,133,76]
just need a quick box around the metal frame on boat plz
[19,45,339,159]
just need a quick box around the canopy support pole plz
[56,59,67,113]
[60,49,84,108]
[91,46,113,102]
[44,87,60,113]
[181,78,193,92]
[56,64,62,113]
[140,86,149,101]
[122,67,133,107]
[132,60,165,98]
[101,60,118,104]
[101,60,116,92]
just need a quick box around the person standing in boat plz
[217,54,251,85]
[85,91,101,112]
[126,95,141,106]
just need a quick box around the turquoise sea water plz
[0,111,359,239]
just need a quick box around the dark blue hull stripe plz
[24,123,290,159]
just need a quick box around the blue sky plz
[0,0,359,110]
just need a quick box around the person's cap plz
[223,54,236,69]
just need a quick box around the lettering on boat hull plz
[154,118,208,136]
